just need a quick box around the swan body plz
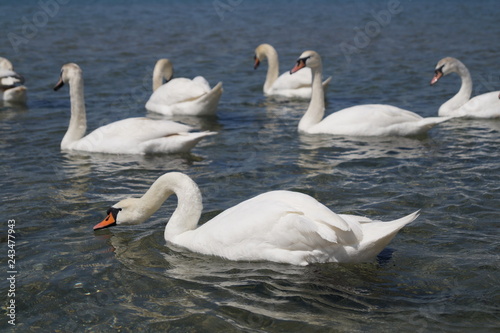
[430,57,500,118]
[145,59,223,116]
[290,50,449,136]
[254,44,332,99]
[94,172,419,265]
[54,63,216,154]
[0,57,27,104]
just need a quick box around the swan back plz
[457,91,500,118]
[146,59,223,116]
[173,190,364,264]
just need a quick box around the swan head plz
[290,50,321,74]
[430,57,465,86]
[0,57,14,71]
[253,54,261,70]
[154,58,174,82]
[54,63,82,91]
[93,197,152,230]
[253,43,276,70]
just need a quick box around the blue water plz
[1,0,499,331]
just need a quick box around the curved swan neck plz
[440,61,472,115]
[140,173,203,242]
[299,63,325,132]
[61,72,87,149]
[258,44,280,93]
[152,59,173,92]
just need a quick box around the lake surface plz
[1,0,499,331]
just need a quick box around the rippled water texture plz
[1,0,499,332]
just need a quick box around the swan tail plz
[193,82,223,116]
[322,76,332,88]
[141,131,217,154]
[176,130,218,142]
[210,81,224,94]
[193,130,218,138]
[354,210,419,262]
[405,116,451,136]
[423,116,452,125]
[423,116,451,129]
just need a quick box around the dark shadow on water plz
[376,247,395,266]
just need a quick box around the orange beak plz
[290,59,306,74]
[430,70,443,86]
[93,212,116,230]
[254,57,261,70]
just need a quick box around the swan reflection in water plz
[297,132,438,176]
[93,227,403,330]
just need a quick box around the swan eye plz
[435,64,445,75]
[106,207,122,219]
[297,56,311,65]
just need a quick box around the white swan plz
[145,59,223,116]
[290,50,449,136]
[93,172,419,265]
[254,43,332,99]
[430,57,500,118]
[0,57,27,104]
[54,63,216,154]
